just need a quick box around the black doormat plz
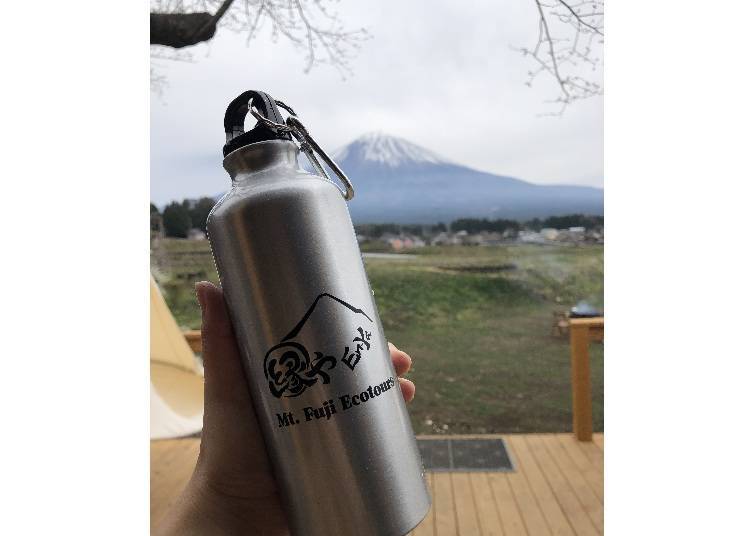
[417,438,514,472]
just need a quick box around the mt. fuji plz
[313,132,602,223]
[333,132,449,167]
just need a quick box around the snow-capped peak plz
[333,132,449,167]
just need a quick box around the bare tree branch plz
[150,0,369,89]
[534,0,569,101]
[558,0,603,35]
[195,0,236,39]
[517,0,604,115]
[151,1,238,49]
[151,12,216,48]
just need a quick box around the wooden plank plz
[540,435,603,533]
[568,318,604,328]
[452,473,482,536]
[412,473,435,536]
[507,435,574,536]
[524,435,599,536]
[570,325,593,441]
[433,472,458,536]
[469,472,505,536]
[150,434,604,536]
[183,329,202,353]
[419,434,503,440]
[576,440,604,471]
[151,439,198,480]
[507,467,552,536]
[487,473,529,536]
[150,439,197,500]
[150,438,191,468]
[587,326,604,342]
[150,439,200,528]
[555,435,603,502]
[151,441,198,498]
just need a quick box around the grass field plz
[151,239,603,434]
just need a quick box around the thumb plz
[193,282,276,495]
[195,281,252,408]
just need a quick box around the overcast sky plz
[150,0,603,206]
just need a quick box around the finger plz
[388,342,412,376]
[195,281,251,406]
[194,283,274,488]
[398,377,415,403]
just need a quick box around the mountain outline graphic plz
[263,293,375,399]
[281,293,373,342]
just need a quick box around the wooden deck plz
[151,433,603,535]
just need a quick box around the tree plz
[353,223,399,238]
[187,197,216,233]
[401,224,424,237]
[519,1,604,114]
[150,203,162,233]
[151,1,602,113]
[542,214,603,230]
[450,218,521,234]
[525,217,543,231]
[162,201,192,238]
[150,0,369,88]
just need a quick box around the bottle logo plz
[263,293,374,398]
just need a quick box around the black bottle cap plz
[223,90,292,157]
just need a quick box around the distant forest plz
[151,198,214,238]
[151,197,604,239]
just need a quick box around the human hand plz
[156,281,416,535]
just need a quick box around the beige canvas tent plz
[150,276,204,439]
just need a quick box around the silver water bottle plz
[206,90,431,536]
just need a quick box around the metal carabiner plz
[250,101,355,201]
[285,116,355,201]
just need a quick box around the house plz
[540,228,559,241]
[483,231,507,246]
[388,238,405,251]
[585,229,604,244]
[383,234,426,250]
[187,228,206,241]
[431,232,460,246]
[518,230,544,244]
[467,231,502,246]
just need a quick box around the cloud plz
[150,0,603,205]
